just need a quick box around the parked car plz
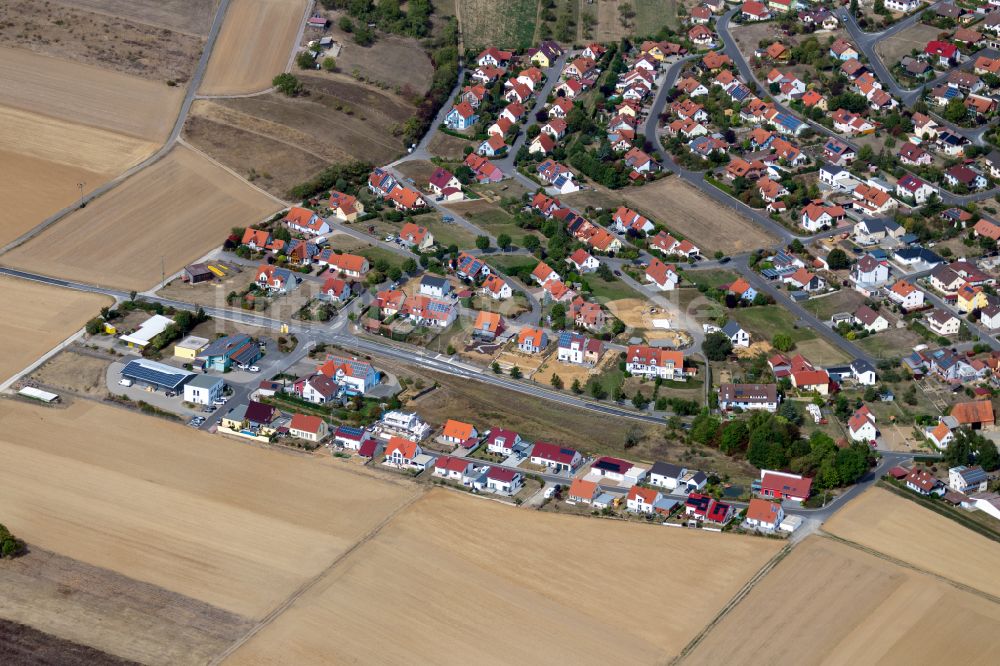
[248,366,261,373]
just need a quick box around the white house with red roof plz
[626,485,662,514]
[434,455,474,481]
[284,207,330,236]
[476,47,512,68]
[645,258,679,291]
[612,206,655,235]
[530,441,582,472]
[887,280,924,310]
[486,467,523,495]
[484,428,523,456]
[480,274,512,300]
[848,405,878,443]
[626,345,689,380]
[745,498,784,531]
[758,470,812,503]
[566,248,600,273]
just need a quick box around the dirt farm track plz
[3,145,282,290]
[200,0,309,95]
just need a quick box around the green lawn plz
[356,245,406,269]
[681,269,739,291]
[801,289,866,322]
[857,328,924,362]
[460,205,546,250]
[734,305,817,344]
[487,254,538,274]
[635,0,679,31]
[584,275,640,302]
[594,365,625,396]
[422,218,479,249]
[458,0,537,49]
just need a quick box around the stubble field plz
[0,105,158,246]
[3,146,282,290]
[623,178,779,255]
[227,489,782,664]
[686,536,1000,664]
[199,0,309,95]
[824,486,1000,597]
[0,277,111,385]
[0,46,183,141]
[0,399,421,661]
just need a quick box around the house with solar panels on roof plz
[196,334,262,372]
[119,358,195,393]
[316,355,380,395]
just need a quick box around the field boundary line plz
[176,138,291,207]
[818,531,1000,606]
[284,0,315,75]
[0,0,233,259]
[669,542,794,665]
[208,489,426,664]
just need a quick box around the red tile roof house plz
[758,470,812,503]
[288,414,329,443]
[745,498,784,531]
[320,276,351,303]
[645,258,679,291]
[529,441,582,472]
[486,467,524,495]
[434,455,474,481]
[905,467,942,496]
[484,428,523,456]
[439,419,479,448]
[626,485,663,514]
[517,327,548,354]
[283,206,330,236]
[566,248,600,273]
[383,436,423,468]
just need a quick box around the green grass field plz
[734,305,817,344]
[681,269,739,291]
[801,289,866,322]
[585,275,640,302]
[634,0,679,32]
[459,205,546,250]
[458,0,538,49]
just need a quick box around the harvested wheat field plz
[623,178,779,255]
[0,399,420,621]
[228,489,782,664]
[200,0,308,95]
[0,277,111,384]
[0,46,182,141]
[686,536,1000,664]
[824,486,1000,597]
[0,105,158,246]
[4,146,282,290]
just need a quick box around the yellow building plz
[956,283,988,313]
[174,335,209,360]
[530,51,551,68]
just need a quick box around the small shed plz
[184,263,214,284]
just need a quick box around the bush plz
[0,523,25,558]
[273,73,304,96]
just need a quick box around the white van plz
[119,378,133,387]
